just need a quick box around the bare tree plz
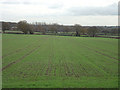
[36,24,46,35]
[2,22,10,33]
[87,26,98,37]
[40,26,46,35]
[63,26,70,33]
[17,20,31,34]
[50,23,58,34]
[80,27,87,35]
[110,28,118,35]
[74,24,82,36]
[29,24,34,34]
[102,30,109,35]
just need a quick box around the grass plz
[2,34,118,88]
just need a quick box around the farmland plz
[2,34,118,88]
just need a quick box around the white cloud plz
[0,0,119,25]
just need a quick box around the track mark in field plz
[32,63,42,81]
[1,45,40,71]
[79,64,88,77]
[2,38,42,59]
[85,44,118,57]
[82,41,118,57]
[95,50,118,60]
[45,52,54,76]
[69,63,79,78]
[85,47,118,61]
[82,54,109,76]
[40,64,47,76]
[63,61,71,77]
[45,56,53,76]
[71,39,118,61]
[86,47,118,60]
[45,39,54,76]
[80,42,118,61]
[2,44,31,58]
[59,60,64,77]
[2,37,48,59]
[54,65,56,76]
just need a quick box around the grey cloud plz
[68,3,118,16]
[118,1,120,15]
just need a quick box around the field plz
[2,34,118,88]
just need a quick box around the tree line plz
[1,20,118,37]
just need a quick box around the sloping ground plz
[2,34,118,88]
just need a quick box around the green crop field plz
[2,34,118,88]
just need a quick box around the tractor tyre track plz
[1,45,40,71]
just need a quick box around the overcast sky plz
[0,0,119,26]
